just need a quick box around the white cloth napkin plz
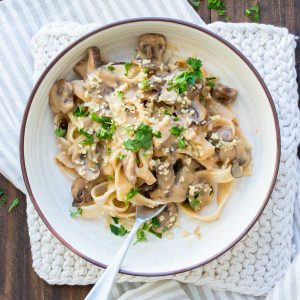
[0,0,299,299]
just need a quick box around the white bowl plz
[20,18,280,276]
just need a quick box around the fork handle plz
[84,219,143,300]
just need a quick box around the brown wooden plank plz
[1,1,299,299]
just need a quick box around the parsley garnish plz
[188,0,200,9]
[153,131,161,138]
[124,62,132,76]
[55,128,67,137]
[125,124,135,132]
[70,207,82,217]
[110,224,128,236]
[116,154,127,160]
[106,147,112,155]
[170,126,185,137]
[112,216,119,224]
[167,57,203,94]
[163,110,171,116]
[91,113,116,140]
[177,138,187,149]
[107,65,115,71]
[244,5,260,22]
[150,217,160,228]
[0,187,4,197]
[140,79,150,91]
[124,123,155,152]
[107,175,114,182]
[79,129,94,145]
[8,198,20,213]
[173,116,179,121]
[207,0,226,16]
[73,106,89,117]
[125,188,139,204]
[117,90,124,100]
[189,198,201,209]
[0,188,7,207]
[143,67,149,74]
[206,76,216,88]
[134,225,148,244]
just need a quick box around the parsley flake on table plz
[167,57,203,94]
[73,105,89,117]
[124,123,156,152]
[244,4,260,22]
[125,188,139,205]
[124,62,132,76]
[54,128,67,137]
[8,198,20,213]
[70,207,82,217]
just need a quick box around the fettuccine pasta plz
[49,34,252,239]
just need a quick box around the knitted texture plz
[27,22,300,296]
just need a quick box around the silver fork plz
[85,204,166,300]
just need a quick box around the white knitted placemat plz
[27,21,300,296]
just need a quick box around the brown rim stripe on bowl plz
[19,17,281,277]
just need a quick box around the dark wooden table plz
[0,1,299,299]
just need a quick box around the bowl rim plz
[20,17,281,277]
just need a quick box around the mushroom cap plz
[71,177,93,207]
[212,83,237,104]
[231,160,243,178]
[49,79,75,114]
[139,34,166,64]
[74,46,101,79]
[216,126,234,142]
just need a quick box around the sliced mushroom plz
[151,203,178,233]
[49,79,75,114]
[138,34,166,66]
[231,160,243,178]
[218,147,236,162]
[212,83,237,104]
[123,151,137,184]
[187,182,213,212]
[139,182,158,197]
[74,46,101,79]
[71,177,93,207]
[235,139,251,166]
[186,82,203,99]
[216,126,234,142]
[177,100,207,125]
[72,80,85,100]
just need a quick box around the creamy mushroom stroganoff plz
[49,34,252,241]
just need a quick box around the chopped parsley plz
[163,110,171,116]
[79,129,94,145]
[140,79,150,91]
[143,67,149,74]
[8,198,20,213]
[125,188,139,205]
[125,124,135,132]
[124,62,132,76]
[150,217,160,228]
[134,224,148,244]
[91,113,116,140]
[55,128,67,137]
[124,123,156,152]
[107,65,115,71]
[207,0,226,16]
[0,196,7,207]
[73,106,89,117]
[153,130,162,138]
[0,187,4,197]
[110,224,128,236]
[244,5,260,22]
[170,126,185,137]
[177,138,187,149]
[106,147,112,155]
[107,175,114,182]
[117,90,124,100]
[206,76,217,88]
[116,154,127,160]
[167,57,203,94]
[112,216,119,224]
[188,0,200,9]
[173,116,179,121]
[189,198,201,209]
[70,207,82,217]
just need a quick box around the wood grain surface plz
[0,1,299,299]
